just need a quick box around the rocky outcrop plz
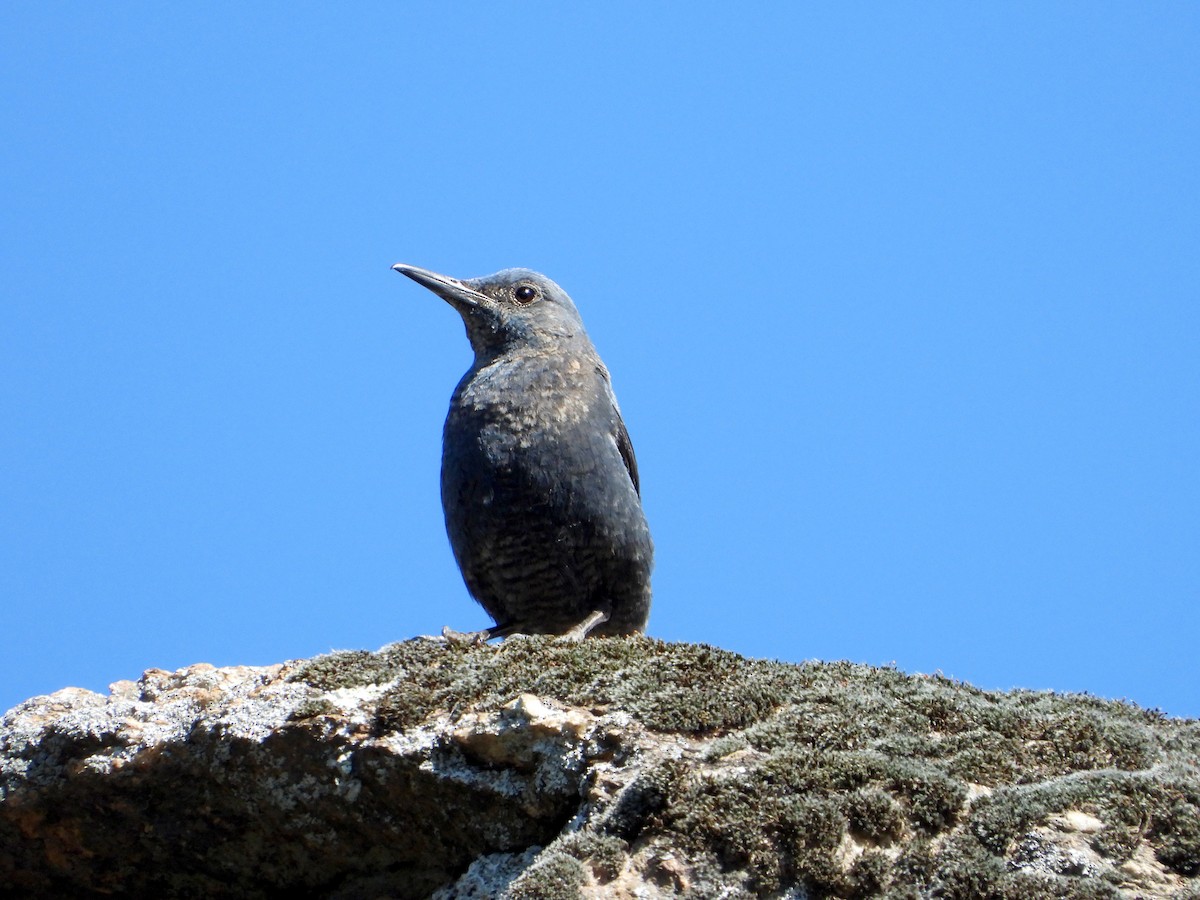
[2,637,1198,898]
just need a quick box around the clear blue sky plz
[3,6,1197,718]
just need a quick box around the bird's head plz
[392,264,587,359]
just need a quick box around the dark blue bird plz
[392,264,653,640]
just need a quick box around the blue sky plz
[2,5,1197,718]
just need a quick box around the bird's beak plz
[391,264,489,311]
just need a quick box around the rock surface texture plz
[1,638,1198,899]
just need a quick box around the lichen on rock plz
[2,637,1198,898]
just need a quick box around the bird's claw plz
[441,626,489,646]
[559,608,610,642]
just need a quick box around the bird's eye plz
[514,285,538,304]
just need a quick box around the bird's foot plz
[441,626,490,646]
[559,608,610,642]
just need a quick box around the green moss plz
[1151,796,1200,876]
[554,832,626,881]
[292,636,810,736]
[846,849,893,898]
[285,637,1200,897]
[886,761,967,833]
[777,795,852,892]
[1088,824,1142,863]
[927,830,1127,900]
[505,853,585,900]
[1029,710,1158,774]
[595,760,684,842]
[290,646,410,691]
[885,839,937,897]
[922,834,1013,900]
[843,788,905,843]
[285,697,337,721]
[958,768,1200,885]
[661,746,974,895]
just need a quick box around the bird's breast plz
[441,351,628,502]
[450,353,602,437]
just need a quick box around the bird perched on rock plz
[392,264,653,640]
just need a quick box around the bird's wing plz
[596,361,641,496]
[614,411,641,497]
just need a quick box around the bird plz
[392,264,653,641]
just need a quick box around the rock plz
[2,636,1198,898]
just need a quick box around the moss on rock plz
[285,636,1200,898]
[292,635,811,736]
